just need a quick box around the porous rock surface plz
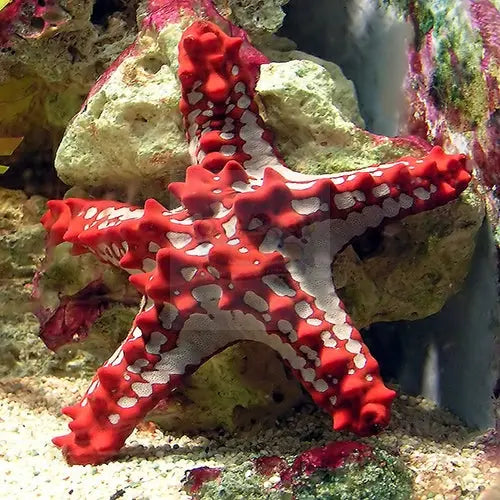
[0,0,140,189]
[0,186,141,378]
[0,187,46,376]
[213,0,290,39]
[54,12,413,202]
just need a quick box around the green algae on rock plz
[0,187,48,377]
[255,59,426,176]
[54,21,190,204]
[213,0,290,39]
[185,446,413,500]
[333,189,484,327]
[261,42,365,128]
[0,187,141,377]
[0,0,140,191]
[147,342,305,432]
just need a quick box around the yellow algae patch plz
[0,136,23,173]
[0,0,13,11]
[0,77,38,124]
[0,137,23,155]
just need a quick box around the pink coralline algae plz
[39,5,472,465]
[401,0,499,227]
[0,0,69,46]
[186,442,371,495]
[85,0,268,104]
[183,466,223,494]
[33,279,112,351]
[263,441,371,484]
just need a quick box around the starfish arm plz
[232,147,472,243]
[227,277,395,435]
[178,21,285,178]
[42,198,145,266]
[52,300,185,465]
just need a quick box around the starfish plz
[41,21,472,465]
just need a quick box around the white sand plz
[0,376,497,499]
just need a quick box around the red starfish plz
[41,21,471,465]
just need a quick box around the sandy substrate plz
[0,376,498,500]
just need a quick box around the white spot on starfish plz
[211,202,232,219]
[382,198,400,217]
[181,267,197,282]
[186,242,213,256]
[262,275,296,297]
[207,266,220,278]
[320,331,337,348]
[259,228,282,253]
[414,187,430,200]
[160,303,178,329]
[166,232,192,248]
[237,95,251,109]
[110,350,124,366]
[232,181,252,192]
[352,190,366,202]
[333,324,352,340]
[373,183,390,198]
[334,192,355,210]
[127,359,148,374]
[300,345,318,360]
[248,218,263,230]
[243,291,269,312]
[84,207,97,219]
[295,301,313,318]
[132,382,153,398]
[141,370,171,384]
[313,379,328,392]
[221,145,237,156]
[286,180,316,190]
[307,318,322,326]
[291,197,321,215]
[143,258,156,272]
[234,82,246,93]
[222,216,238,238]
[145,331,168,355]
[345,339,362,354]
[108,414,120,424]
[300,367,316,382]
[399,193,414,209]
[187,90,203,105]
[354,353,367,369]
[88,380,99,394]
[117,397,138,409]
